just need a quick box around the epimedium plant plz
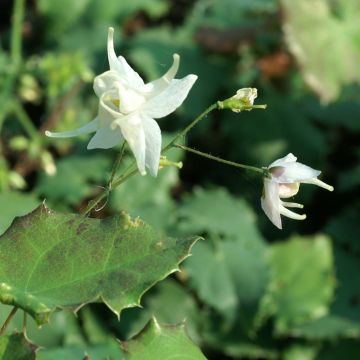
[0,1,336,359]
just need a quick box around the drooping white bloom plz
[261,153,334,229]
[46,27,198,176]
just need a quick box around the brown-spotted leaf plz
[0,204,199,325]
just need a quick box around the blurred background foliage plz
[0,0,359,359]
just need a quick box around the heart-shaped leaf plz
[0,204,199,325]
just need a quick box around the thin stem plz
[0,307,18,337]
[162,103,218,154]
[12,102,39,140]
[108,142,126,189]
[81,168,138,216]
[175,143,264,174]
[22,312,27,335]
[11,0,25,67]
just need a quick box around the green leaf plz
[258,235,335,333]
[281,0,360,102]
[36,154,111,208]
[0,192,39,235]
[0,333,37,360]
[326,205,360,255]
[185,234,269,320]
[37,341,125,360]
[178,187,259,238]
[116,279,201,342]
[0,204,199,325]
[110,158,180,231]
[128,26,229,119]
[123,318,207,360]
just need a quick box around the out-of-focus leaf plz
[0,306,79,348]
[305,99,360,131]
[36,154,111,208]
[258,235,335,333]
[0,204,199,325]
[190,0,277,29]
[0,333,37,360]
[283,344,318,360]
[326,205,360,255]
[177,187,259,237]
[123,318,207,360]
[114,279,201,342]
[201,312,278,359]
[288,315,360,340]
[315,340,360,360]
[37,341,124,360]
[110,163,179,231]
[222,95,328,167]
[128,26,229,119]
[0,192,39,235]
[286,245,360,340]
[185,234,268,321]
[281,0,360,102]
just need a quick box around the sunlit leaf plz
[123,318,207,360]
[281,0,360,102]
[258,235,335,333]
[0,204,199,325]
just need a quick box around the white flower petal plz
[141,75,198,119]
[261,178,282,229]
[271,162,321,183]
[117,114,146,175]
[139,54,180,98]
[302,178,334,192]
[87,126,123,150]
[107,28,144,87]
[142,116,161,177]
[93,71,120,97]
[117,56,144,88]
[269,153,297,168]
[281,201,304,209]
[118,86,145,114]
[278,182,300,198]
[45,118,98,138]
[279,204,306,221]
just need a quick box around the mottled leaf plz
[0,204,199,324]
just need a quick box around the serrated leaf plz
[281,0,360,102]
[0,204,199,325]
[258,235,335,333]
[0,333,37,360]
[123,318,207,360]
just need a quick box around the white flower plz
[46,27,198,176]
[261,153,334,229]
